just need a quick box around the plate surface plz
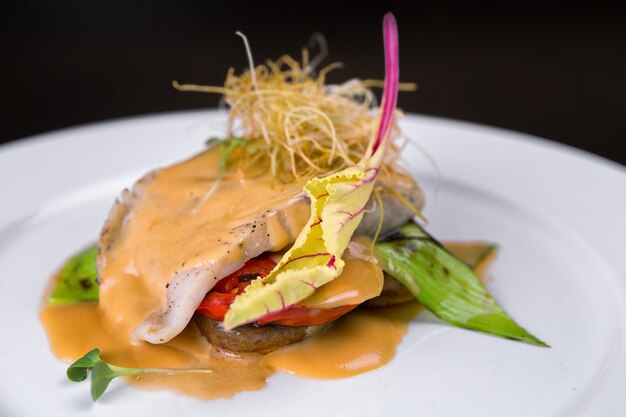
[0,111,625,417]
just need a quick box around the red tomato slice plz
[213,256,277,294]
[197,255,277,320]
[196,254,355,327]
[196,292,236,320]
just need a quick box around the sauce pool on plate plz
[40,242,493,399]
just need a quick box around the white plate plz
[0,111,625,417]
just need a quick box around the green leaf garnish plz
[67,349,212,401]
[66,348,101,381]
[49,245,99,304]
[375,222,548,347]
[219,137,246,167]
[205,137,221,147]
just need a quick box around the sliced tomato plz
[196,292,236,320]
[213,256,277,294]
[257,304,357,326]
[197,255,277,320]
[196,254,355,327]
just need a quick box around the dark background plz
[2,2,625,165]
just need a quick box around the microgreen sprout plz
[205,137,221,147]
[67,349,212,401]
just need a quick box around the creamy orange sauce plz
[39,301,419,399]
[98,148,310,343]
[445,242,496,282]
[301,237,384,309]
[40,302,270,399]
[39,236,411,399]
[40,242,495,399]
[262,302,422,378]
[40,144,498,400]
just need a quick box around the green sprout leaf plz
[66,348,101,381]
[375,222,548,347]
[49,245,99,304]
[90,361,118,401]
[67,349,213,401]
[205,137,221,147]
[218,137,246,170]
[90,361,148,401]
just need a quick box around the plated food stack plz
[41,13,546,402]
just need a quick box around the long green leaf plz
[375,222,548,347]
